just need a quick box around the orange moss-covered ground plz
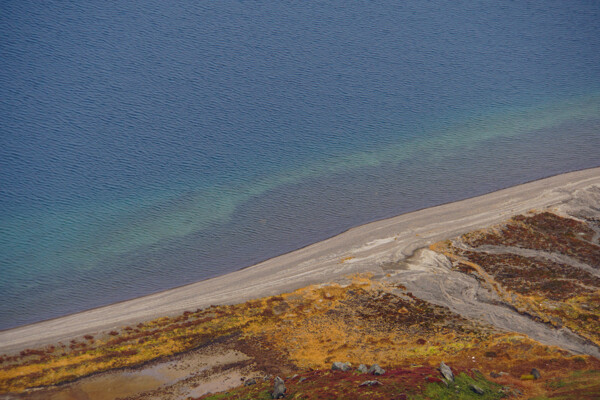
[2,274,599,398]
[1,276,494,392]
[2,211,599,399]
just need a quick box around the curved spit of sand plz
[1,167,599,354]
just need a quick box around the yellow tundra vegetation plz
[3,273,598,395]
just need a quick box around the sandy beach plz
[1,167,599,355]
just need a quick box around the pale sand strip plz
[1,167,599,354]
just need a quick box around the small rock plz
[490,372,501,378]
[369,364,386,376]
[501,386,522,396]
[357,364,368,373]
[331,361,352,371]
[244,378,257,386]
[439,362,454,382]
[470,384,485,395]
[531,368,541,379]
[272,376,286,399]
[298,377,307,383]
[359,380,382,387]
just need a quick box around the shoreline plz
[1,166,599,354]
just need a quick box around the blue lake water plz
[1,1,599,330]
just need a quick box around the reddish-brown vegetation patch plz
[433,211,600,347]
[453,251,599,301]
[194,366,459,400]
[464,212,600,267]
[542,369,600,400]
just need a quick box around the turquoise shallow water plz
[1,1,599,329]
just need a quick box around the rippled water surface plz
[1,1,599,329]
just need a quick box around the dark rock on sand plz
[531,368,541,379]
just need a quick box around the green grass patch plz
[412,372,504,400]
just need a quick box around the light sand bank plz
[1,167,599,354]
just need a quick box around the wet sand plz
[1,167,599,354]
